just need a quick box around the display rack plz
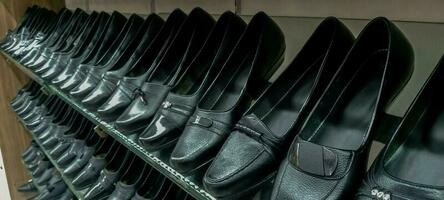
[1,51,215,200]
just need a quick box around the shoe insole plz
[309,51,386,150]
[260,57,321,138]
[200,52,253,111]
[386,103,444,186]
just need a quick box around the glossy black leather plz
[138,11,246,150]
[356,56,444,200]
[170,11,285,174]
[113,8,215,135]
[69,14,163,101]
[95,9,187,121]
[271,17,414,200]
[39,11,101,81]
[68,14,147,99]
[202,17,355,198]
[84,152,135,200]
[59,12,130,92]
[50,12,111,86]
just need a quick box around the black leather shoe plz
[95,9,187,121]
[40,12,104,81]
[203,17,355,199]
[170,11,285,174]
[59,12,130,92]
[72,143,122,190]
[84,152,135,200]
[271,17,414,200]
[38,11,100,80]
[31,159,51,177]
[36,177,67,200]
[69,14,163,100]
[68,14,145,99]
[17,180,37,192]
[356,56,444,200]
[138,11,246,150]
[107,162,151,200]
[114,7,215,135]
[32,11,89,74]
[35,167,55,185]
[50,12,111,86]
[80,13,164,110]
[58,11,127,91]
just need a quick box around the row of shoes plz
[20,143,73,200]
[12,84,195,200]
[3,4,444,200]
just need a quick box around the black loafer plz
[356,56,444,200]
[82,10,184,111]
[17,180,38,193]
[69,14,145,99]
[271,17,414,200]
[203,17,355,198]
[113,8,214,135]
[170,11,285,174]
[138,10,246,151]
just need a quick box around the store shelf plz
[16,116,87,200]
[1,51,215,200]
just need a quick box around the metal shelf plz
[2,51,215,200]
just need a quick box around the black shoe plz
[95,9,187,121]
[60,11,129,92]
[138,10,246,151]
[356,56,444,200]
[202,17,355,198]
[170,11,285,174]
[113,8,215,136]
[50,12,111,86]
[84,151,135,200]
[271,17,414,200]
[69,14,164,100]
[17,180,38,193]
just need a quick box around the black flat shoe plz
[202,17,355,199]
[169,11,285,174]
[107,162,151,200]
[138,10,246,151]
[57,11,127,91]
[95,9,187,121]
[80,13,165,110]
[271,17,414,200]
[17,180,38,193]
[38,11,100,80]
[84,151,135,200]
[114,7,215,135]
[68,14,145,99]
[50,12,111,86]
[356,56,444,200]
[69,14,163,100]
[59,12,131,92]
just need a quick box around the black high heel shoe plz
[169,11,285,175]
[271,17,414,200]
[202,17,355,199]
[356,56,444,200]
[138,10,246,151]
